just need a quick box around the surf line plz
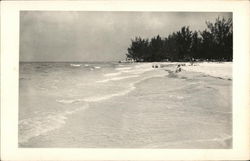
[58,74,167,105]
[19,104,89,144]
[20,73,168,144]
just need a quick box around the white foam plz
[105,63,153,77]
[19,105,88,144]
[123,68,153,74]
[19,63,166,144]
[169,95,184,99]
[104,72,122,77]
[84,86,136,102]
[96,75,139,83]
[70,64,81,67]
[94,66,101,69]
[88,71,166,103]
[56,99,82,104]
[115,67,132,71]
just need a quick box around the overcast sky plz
[20,11,232,62]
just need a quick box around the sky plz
[20,11,232,62]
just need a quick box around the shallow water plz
[19,62,232,148]
[19,62,162,144]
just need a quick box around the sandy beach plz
[19,62,232,148]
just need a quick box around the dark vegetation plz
[126,17,232,62]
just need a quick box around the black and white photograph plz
[19,11,233,148]
[1,0,250,160]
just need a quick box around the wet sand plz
[20,68,232,148]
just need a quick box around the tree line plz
[126,17,232,62]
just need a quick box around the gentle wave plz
[105,64,153,77]
[94,74,166,102]
[57,74,166,105]
[169,95,184,99]
[133,74,166,85]
[96,75,139,83]
[115,67,132,71]
[84,86,136,102]
[123,68,153,74]
[19,105,88,144]
[56,99,82,104]
[19,63,166,144]
[94,66,101,69]
[104,72,122,77]
[70,64,81,67]
[19,73,167,144]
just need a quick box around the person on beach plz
[175,64,182,73]
[152,64,159,68]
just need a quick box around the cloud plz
[20,11,232,62]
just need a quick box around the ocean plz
[19,62,232,148]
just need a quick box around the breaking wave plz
[19,105,88,144]
[96,75,140,83]
[70,64,81,67]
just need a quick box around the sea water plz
[19,62,232,148]
[19,62,163,144]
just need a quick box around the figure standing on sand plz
[152,64,159,68]
[175,64,182,73]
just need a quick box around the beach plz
[19,62,232,148]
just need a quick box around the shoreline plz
[150,61,232,80]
